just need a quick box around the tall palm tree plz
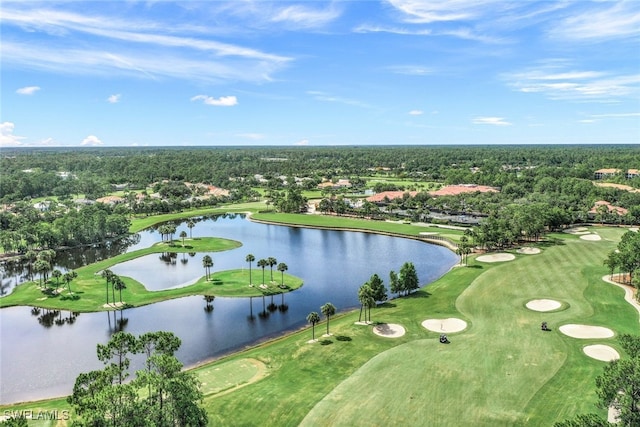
[277,262,288,287]
[113,276,126,303]
[101,269,114,305]
[202,255,213,281]
[306,312,320,341]
[321,302,336,336]
[358,284,374,322]
[246,254,255,285]
[187,219,195,238]
[179,230,187,247]
[257,259,268,285]
[34,259,49,288]
[51,269,62,288]
[267,257,277,282]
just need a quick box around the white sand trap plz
[609,406,621,423]
[630,227,638,232]
[476,253,515,263]
[419,231,439,235]
[526,299,561,312]
[583,345,620,362]
[422,318,467,333]
[580,234,602,241]
[517,247,541,255]
[564,227,589,234]
[559,324,614,339]
[354,321,373,325]
[373,323,406,338]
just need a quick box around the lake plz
[0,215,458,404]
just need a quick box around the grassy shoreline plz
[0,236,303,311]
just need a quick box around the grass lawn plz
[0,237,301,311]
[251,212,464,244]
[1,223,637,427]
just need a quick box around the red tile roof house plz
[594,168,622,179]
[589,200,628,216]
[366,191,419,203]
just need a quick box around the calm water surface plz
[0,216,457,404]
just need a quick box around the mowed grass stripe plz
[300,228,631,426]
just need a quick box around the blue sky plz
[1,0,639,147]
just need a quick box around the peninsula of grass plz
[199,269,303,297]
[1,227,637,426]
[0,236,302,312]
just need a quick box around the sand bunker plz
[559,324,614,339]
[526,299,561,312]
[517,247,541,255]
[630,227,638,232]
[476,253,515,263]
[580,234,602,241]
[373,323,406,338]
[419,231,439,235]
[583,345,620,362]
[422,318,467,333]
[564,227,590,235]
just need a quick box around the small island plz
[0,237,303,312]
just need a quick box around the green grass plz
[1,224,637,427]
[0,237,300,311]
[251,212,463,244]
[197,269,303,297]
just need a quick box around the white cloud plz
[16,86,40,95]
[294,139,309,146]
[81,135,103,146]
[0,122,26,146]
[386,0,495,23]
[270,4,341,29]
[39,137,56,145]
[504,63,640,102]
[409,110,424,115]
[472,117,511,126]
[107,94,121,103]
[191,95,238,107]
[549,2,640,41]
[1,6,291,83]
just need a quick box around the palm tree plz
[306,312,320,341]
[267,257,277,282]
[320,302,336,336]
[358,284,374,323]
[51,269,62,288]
[179,230,187,247]
[277,262,288,287]
[24,250,37,280]
[34,259,49,288]
[246,254,255,285]
[257,259,268,285]
[113,276,126,303]
[101,269,114,305]
[63,271,76,294]
[187,219,195,238]
[202,255,213,281]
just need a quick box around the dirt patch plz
[559,324,614,339]
[583,344,620,362]
[476,253,515,263]
[517,247,541,255]
[421,318,467,333]
[526,299,561,312]
[372,323,406,338]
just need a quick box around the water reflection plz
[0,215,457,404]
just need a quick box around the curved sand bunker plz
[559,324,614,339]
[373,323,406,338]
[422,318,467,333]
[580,234,602,241]
[526,299,561,312]
[476,253,515,263]
[564,227,590,235]
[517,247,541,254]
[583,345,620,362]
